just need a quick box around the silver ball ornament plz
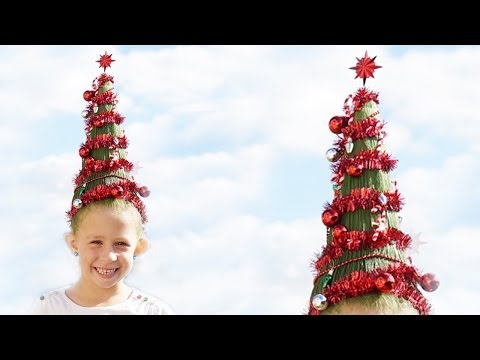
[72,198,83,209]
[311,293,328,311]
[325,148,341,162]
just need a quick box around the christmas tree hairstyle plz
[67,52,151,228]
[308,52,439,315]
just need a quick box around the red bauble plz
[83,90,96,101]
[346,163,364,177]
[419,273,439,292]
[85,158,94,167]
[138,186,151,197]
[93,118,105,127]
[110,185,124,198]
[332,224,348,245]
[375,273,395,292]
[328,116,348,134]
[322,209,340,227]
[79,146,90,158]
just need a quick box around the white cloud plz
[130,215,322,314]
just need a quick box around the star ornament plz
[96,51,115,72]
[349,51,382,86]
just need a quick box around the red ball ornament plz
[346,163,364,177]
[79,146,90,158]
[328,116,348,134]
[93,118,105,127]
[83,90,96,101]
[138,186,151,198]
[322,209,340,227]
[419,273,439,292]
[85,158,94,167]
[375,272,396,292]
[332,224,348,245]
[110,185,124,198]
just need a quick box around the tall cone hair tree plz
[308,52,439,315]
[67,52,150,224]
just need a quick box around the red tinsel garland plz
[75,158,134,186]
[97,73,114,87]
[326,187,403,215]
[67,180,147,223]
[80,134,128,158]
[314,228,412,271]
[353,88,379,110]
[93,91,117,106]
[342,88,380,118]
[309,262,431,315]
[85,112,125,131]
[331,149,397,185]
[337,116,384,143]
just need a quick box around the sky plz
[1,45,479,315]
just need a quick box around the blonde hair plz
[70,198,144,238]
[321,293,419,315]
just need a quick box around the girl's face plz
[72,205,142,291]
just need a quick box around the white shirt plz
[30,286,175,315]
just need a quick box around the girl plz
[31,52,174,315]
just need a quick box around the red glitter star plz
[96,51,115,72]
[349,51,382,86]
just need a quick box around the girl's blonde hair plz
[70,198,144,238]
[320,293,419,315]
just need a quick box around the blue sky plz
[1,45,479,314]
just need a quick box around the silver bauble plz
[72,198,83,209]
[312,293,328,311]
[325,148,341,162]
[378,193,388,205]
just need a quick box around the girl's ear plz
[64,232,78,252]
[135,238,150,256]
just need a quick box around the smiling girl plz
[30,53,174,315]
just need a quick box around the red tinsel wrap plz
[67,180,147,223]
[317,263,431,315]
[97,73,114,87]
[75,158,134,186]
[81,134,128,154]
[327,187,403,215]
[93,91,117,106]
[336,115,383,143]
[85,112,125,131]
[342,88,380,118]
[90,73,115,92]
[331,149,397,184]
[352,87,379,111]
[314,228,412,271]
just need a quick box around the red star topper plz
[96,51,116,72]
[349,51,382,86]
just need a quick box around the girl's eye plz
[91,240,102,245]
[116,242,128,247]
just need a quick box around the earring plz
[73,251,79,257]
[133,254,137,260]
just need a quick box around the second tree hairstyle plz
[308,52,439,315]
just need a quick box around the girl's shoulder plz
[30,286,70,315]
[129,287,176,315]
